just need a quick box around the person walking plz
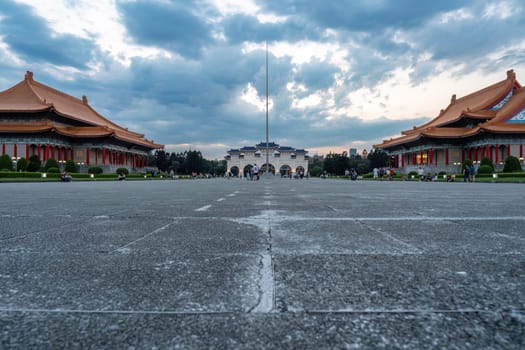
[252,164,259,181]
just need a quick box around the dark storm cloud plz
[118,0,214,59]
[258,0,464,32]
[0,2,96,69]
[294,60,340,91]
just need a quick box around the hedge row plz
[0,171,152,179]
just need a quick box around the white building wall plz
[227,150,308,176]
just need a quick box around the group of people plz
[463,164,476,182]
[373,167,394,180]
[247,164,259,181]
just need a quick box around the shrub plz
[480,157,494,171]
[27,155,41,172]
[46,167,60,173]
[438,171,447,176]
[17,157,27,171]
[0,154,13,171]
[116,167,129,175]
[65,160,77,173]
[407,170,418,178]
[88,166,103,174]
[477,164,494,174]
[503,155,522,173]
[45,158,59,171]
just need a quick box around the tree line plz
[149,150,226,176]
[308,149,389,177]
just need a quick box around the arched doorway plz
[243,164,253,178]
[260,163,275,174]
[230,166,239,176]
[280,164,291,177]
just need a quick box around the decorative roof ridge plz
[24,72,141,136]
[402,71,516,134]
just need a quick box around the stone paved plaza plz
[1,178,524,349]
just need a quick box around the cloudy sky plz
[1,0,524,159]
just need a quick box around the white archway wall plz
[227,152,308,176]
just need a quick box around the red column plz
[86,147,90,165]
[486,145,491,161]
[1,144,4,155]
[461,149,465,163]
[109,150,112,165]
[445,148,449,165]
[102,148,106,165]
[146,155,148,167]
[95,149,98,165]
[507,144,511,157]
[14,144,17,158]
[37,144,41,160]
[475,147,478,162]
[521,144,523,159]
[495,144,499,163]
[71,148,74,161]
[65,147,68,161]
[26,144,29,160]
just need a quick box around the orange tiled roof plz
[0,71,163,149]
[376,70,524,149]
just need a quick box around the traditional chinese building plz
[375,69,525,173]
[0,71,163,172]
[225,142,309,177]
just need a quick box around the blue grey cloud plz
[0,0,524,158]
[118,0,214,59]
[0,2,97,69]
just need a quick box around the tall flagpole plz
[265,42,269,174]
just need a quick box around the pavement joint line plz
[304,309,525,315]
[1,307,522,316]
[109,221,177,254]
[356,220,423,254]
[0,208,131,242]
[195,205,212,212]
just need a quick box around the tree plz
[367,149,389,171]
[27,155,41,172]
[0,154,13,171]
[17,157,27,171]
[323,152,349,175]
[503,155,522,172]
[480,157,494,171]
[65,160,77,173]
[154,150,170,172]
[45,158,59,171]
[183,150,204,174]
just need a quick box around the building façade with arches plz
[375,70,525,173]
[225,142,309,177]
[0,71,163,172]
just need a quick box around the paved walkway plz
[1,178,524,349]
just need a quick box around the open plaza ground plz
[0,178,524,349]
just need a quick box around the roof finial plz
[450,94,456,104]
[25,71,33,81]
[507,69,515,79]
[82,95,88,105]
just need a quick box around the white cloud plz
[14,0,171,67]
[483,2,517,20]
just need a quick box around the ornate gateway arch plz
[225,142,309,177]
